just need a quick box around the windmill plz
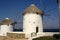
[12,0,58,31]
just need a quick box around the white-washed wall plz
[23,13,43,37]
[0,25,13,36]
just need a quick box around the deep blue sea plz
[13,29,59,32]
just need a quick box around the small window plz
[7,24,9,26]
[33,22,35,23]
[36,12,39,15]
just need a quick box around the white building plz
[0,18,13,36]
[23,4,45,38]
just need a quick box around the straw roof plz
[1,18,13,25]
[23,4,43,15]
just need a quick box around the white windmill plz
[0,18,13,36]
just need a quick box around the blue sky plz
[0,0,59,29]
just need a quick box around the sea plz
[13,29,59,32]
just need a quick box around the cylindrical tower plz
[0,18,13,36]
[23,4,44,37]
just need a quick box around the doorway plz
[36,27,38,33]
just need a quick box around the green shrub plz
[58,38,60,40]
[53,34,60,39]
[33,36,57,40]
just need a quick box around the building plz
[0,4,59,40]
[0,18,13,36]
[23,4,45,38]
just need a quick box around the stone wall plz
[0,32,28,40]
[0,36,6,40]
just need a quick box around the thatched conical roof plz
[2,18,13,25]
[23,4,43,15]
